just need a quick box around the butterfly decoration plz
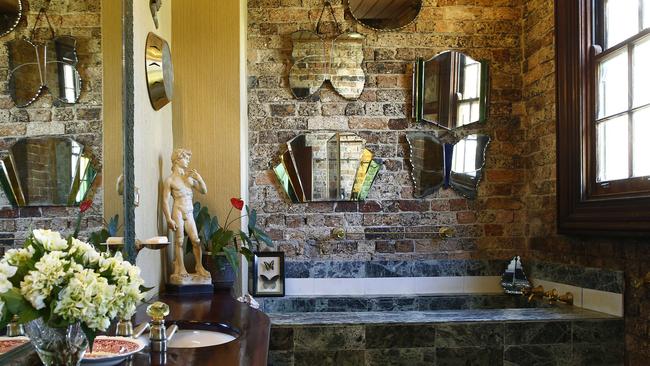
[288,2,366,100]
[7,9,82,108]
[263,260,275,271]
[259,274,280,289]
[406,133,491,199]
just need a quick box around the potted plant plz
[0,229,149,365]
[194,198,272,289]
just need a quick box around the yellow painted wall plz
[101,0,123,227]
[171,0,243,220]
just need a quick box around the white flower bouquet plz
[0,229,149,348]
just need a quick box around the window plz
[556,0,650,234]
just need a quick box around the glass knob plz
[146,301,170,321]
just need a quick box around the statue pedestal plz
[165,283,214,295]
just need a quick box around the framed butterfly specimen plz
[252,252,285,297]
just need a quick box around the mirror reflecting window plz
[406,133,490,199]
[0,0,21,37]
[413,51,489,130]
[348,0,422,31]
[274,132,381,202]
[0,137,97,207]
[8,36,82,107]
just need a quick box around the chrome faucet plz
[6,315,24,337]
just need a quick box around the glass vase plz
[24,318,88,366]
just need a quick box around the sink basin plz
[138,321,239,349]
[167,330,236,348]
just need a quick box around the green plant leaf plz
[108,215,119,236]
[82,323,97,352]
[240,247,254,263]
[247,207,257,228]
[139,285,155,293]
[223,246,239,274]
[252,227,273,246]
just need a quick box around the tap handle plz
[147,301,170,322]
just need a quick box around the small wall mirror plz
[274,132,382,202]
[0,137,97,207]
[0,0,22,37]
[8,36,83,107]
[348,0,422,31]
[145,32,173,110]
[413,51,489,130]
[406,133,490,199]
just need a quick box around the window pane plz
[605,0,639,48]
[597,115,629,182]
[598,51,629,119]
[634,108,650,176]
[634,37,650,106]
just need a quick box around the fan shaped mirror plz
[8,36,82,107]
[274,132,382,202]
[145,32,173,110]
[0,0,22,37]
[413,51,489,130]
[406,133,490,199]
[0,137,97,207]
[348,0,421,31]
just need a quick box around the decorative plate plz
[0,336,29,354]
[82,336,145,366]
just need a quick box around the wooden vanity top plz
[0,290,271,366]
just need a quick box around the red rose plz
[79,200,93,213]
[230,198,244,210]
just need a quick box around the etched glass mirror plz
[348,0,422,31]
[413,51,489,130]
[406,133,490,199]
[274,132,381,202]
[0,0,21,37]
[0,137,97,207]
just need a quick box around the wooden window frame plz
[556,0,650,235]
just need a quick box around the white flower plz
[0,298,4,317]
[69,238,101,265]
[4,246,35,266]
[33,229,68,251]
[0,261,17,294]
[20,251,68,310]
[54,269,116,331]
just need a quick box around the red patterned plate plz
[82,336,145,366]
[0,336,29,354]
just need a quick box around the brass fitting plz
[522,285,545,302]
[558,292,574,306]
[147,301,171,352]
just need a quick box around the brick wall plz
[247,0,525,261]
[522,0,650,363]
[0,0,103,247]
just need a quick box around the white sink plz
[167,330,236,348]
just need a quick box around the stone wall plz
[522,0,650,363]
[247,0,525,261]
[0,0,103,247]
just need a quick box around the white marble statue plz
[162,148,211,285]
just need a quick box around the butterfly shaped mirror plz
[0,137,97,207]
[406,132,490,199]
[413,51,489,130]
[289,30,366,100]
[7,36,82,107]
[145,32,173,110]
[348,0,422,31]
[274,132,382,203]
[0,0,22,37]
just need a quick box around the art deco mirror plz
[274,132,381,202]
[0,137,97,207]
[145,32,173,110]
[406,133,490,199]
[348,0,422,31]
[8,36,82,107]
[413,51,489,130]
[0,0,22,37]
[289,30,365,100]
